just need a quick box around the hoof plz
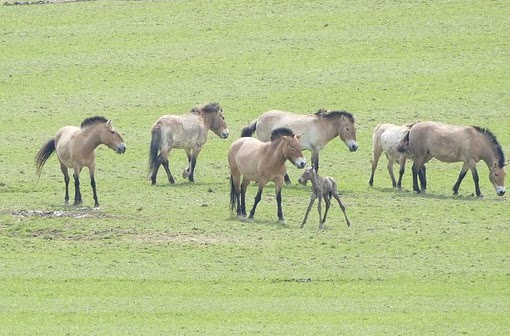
[278,218,286,224]
[182,169,189,179]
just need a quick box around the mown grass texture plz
[0,0,509,335]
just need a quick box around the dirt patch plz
[9,209,114,219]
[3,0,94,5]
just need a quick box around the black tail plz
[229,175,237,213]
[397,130,410,153]
[241,119,257,137]
[35,138,56,176]
[148,126,162,174]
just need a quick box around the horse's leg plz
[73,167,83,206]
[182,149,192,179]
[452,163,469,195]
[284,173,292,185]
[248,185,264,221]
[240,178,250,219]
[60,162,70,204]
[187,147,201,182]
[332,191,351,228]
[312,151,320,173]
[396,156,406,190]
[369,146,382,187]
[89,166,99,208]
[320,194,331,229]
[418,165,427,192]
[470,167,482,197]
[301,193,317,228]
[387,157,397,188]
[275,181,285,223]
[411,161,422,194]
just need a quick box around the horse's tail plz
[35,138,56,176]
[241,119,257,137]
[229,175,237,213]
[148,126,162,174]
[397,129,410,153]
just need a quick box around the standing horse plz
[398,121,506,197]
[369,123,414,189]
[241,109,357,183]
[148,102,229,185]
[35,116,126,207]
[229,127,306,223]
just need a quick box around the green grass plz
[0,0,509,335]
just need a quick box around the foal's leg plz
[320,194,331,229]
[331,191,351,228]
[452,163,469,195]
[60,162,70,204]
[301,192,317,228]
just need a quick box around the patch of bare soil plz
[3,0,94,6]
[9,209,113,219]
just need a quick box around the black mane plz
[472,126,505,168]
[314,109,355,121]
[81,116,108,128]
[270,127,295,141]
[190,102,221,115]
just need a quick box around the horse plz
[369,123,414,189]
[298,167,351,229]
[398,121,506,197]
[35,116,126,207]
[241,108,357,183]
[148,102,229,185]
[228,127,306,223]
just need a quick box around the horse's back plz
[379,124,410,156]
[154,114,206,148]
[257,110,311,142]
[54,126,80,167]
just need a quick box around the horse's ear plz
[295,133,304,140]
[106,120,113,127]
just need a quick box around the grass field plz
[0,0,509,335]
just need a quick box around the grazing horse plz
[369,123,414,189]
[298,167,351,229]
[398,121,506,197]
[148,102,229,185]
[229,127,306,223]
[241,109,357,183]
[35,116,126,207]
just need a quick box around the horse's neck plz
[322,118,342,141]
[200,113,214,130]
[79,127,102,152]
[268,140,288,167]
[476,132,499,167]
[309,173,322,190]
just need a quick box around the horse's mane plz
[314,109,355,121]
[190,102,221,115]
[81,116,108,128]
[472,126,505,168]
[270,127,294,141]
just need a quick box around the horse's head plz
[282,133,306,169]
[102,120,127,154]
[298,166,315,185]
[337,114,358,152]
[489,162,506,196]
[205,103,229,139]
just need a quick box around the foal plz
[298,167,351,229]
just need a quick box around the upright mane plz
[472,126,505,168]
[270,127,295,141]
[190,102,221,115]
[81,116,108,128]
[314,109,355,121]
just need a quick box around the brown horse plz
[229,127,306,223]
[399,121,506,197]
[35,116,126,207]
[241,109,357,183]
[149,102,229,184]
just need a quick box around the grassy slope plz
[0,0,508,334]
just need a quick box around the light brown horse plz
[35,116,126,207]
[298,167,351,229]
[229,127,306,223]
[398,121,506,197]
[241,109,357,183]
[369,123,414,189]
[149,102,229,185]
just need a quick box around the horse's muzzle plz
[294,157,306,169]
[496,186,506,196]
[349,142,358,152]
[221,130,229,139]
[116,143,127,154]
